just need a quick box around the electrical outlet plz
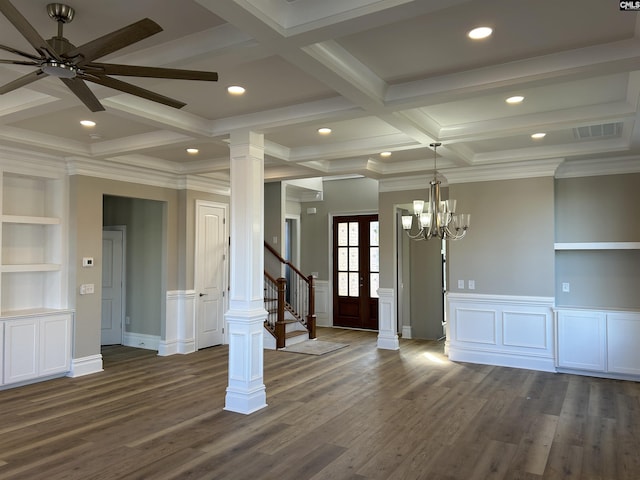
[457,280,465,289]
[468,280,475,290]
[562,282,570,293]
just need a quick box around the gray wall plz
[447,177,555,296]
[103,196,163,337]
[300,177,378,280]
[264,182,283,278]
[409,237,445,339]
[555,173,640,308]
[555,174,640,242]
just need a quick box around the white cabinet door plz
[607,313,640,375]
[4,318,39,384]
[557,310,606,371]
[39,314,71,376]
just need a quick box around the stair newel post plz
[275,277,287,349]
[307,274,317,339]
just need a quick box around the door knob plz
[199,293,207,297]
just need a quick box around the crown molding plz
[178,175,230,195]
[379,158,563,192]
[66,156,230,194]
[0,145,67,178]
[442,158,564,184]
[555,155,640,178]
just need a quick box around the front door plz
[101,229,124,345]
[195,201,227,349]
[333,215,379,330]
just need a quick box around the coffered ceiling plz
[1,0,639,184]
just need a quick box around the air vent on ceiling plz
[573,122,623,140]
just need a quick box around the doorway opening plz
[332,214,379,330]
[102,195,165,349]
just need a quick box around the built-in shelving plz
[2,215,60,225]
[0,167,68,316]
[1,264,61,273]
[554,242,640,250]
[0,159,72,386]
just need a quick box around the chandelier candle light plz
[401,143,470,240]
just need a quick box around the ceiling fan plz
[0,0,219,112]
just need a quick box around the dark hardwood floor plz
[0,327,639,479]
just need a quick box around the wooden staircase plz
[264,242,316,349]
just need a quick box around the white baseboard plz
[68,354,103,377]
[449,345,556,372]
[158,339,196,356]
[401,325,412,339]
[124,332,160,351]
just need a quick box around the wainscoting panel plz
[314,280,331,327]
[447,293,555,372]
[455,308,497,345]
[503,311,548,349]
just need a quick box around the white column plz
[377,288,399,350]
[224,130,268,414]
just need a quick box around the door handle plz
[199,293,207,297]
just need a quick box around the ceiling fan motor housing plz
[46,3,75,23]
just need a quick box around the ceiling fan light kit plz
[0,1,219,112]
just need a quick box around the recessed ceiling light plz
[227,85,245,95]
[80,120,96,127]
[318,127,332,135]
[380,151,392,157]
[506,95,524,104]
[468,26,492,40]
[186,148,199,154]
[531,133,546,139]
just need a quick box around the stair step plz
[285,330,307,339]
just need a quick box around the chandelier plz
[401,142,470,240]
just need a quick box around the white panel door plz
[195,202,227,349]
[4,318,38,384]
[39,314,71,376]
[101,230,124,345]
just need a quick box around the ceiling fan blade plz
[0,43,42,61]
[60,77,105,112]
[0,69,45,94]
[0,0,59,60]
[86,63,218,82]
[84,74,186,109]
[64,18,163,66]
[0,59,38,66]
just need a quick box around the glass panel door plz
[333,214,379,330]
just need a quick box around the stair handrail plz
[264,241,316,340]
[265,241,306,281]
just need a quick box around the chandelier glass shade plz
[401,143,470,241]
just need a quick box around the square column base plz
[224,385,267,414]
[224,308,268,415]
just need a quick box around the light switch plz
[457,280,464,289]
[82,257,94,267]
[562,282,570,293]
[468,280,475,290]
